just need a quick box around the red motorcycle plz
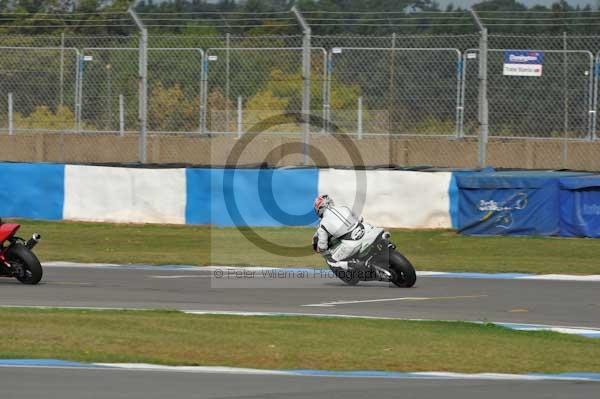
[0,219,42,284]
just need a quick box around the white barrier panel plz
[318,169,452,228]
[63,165,186,224]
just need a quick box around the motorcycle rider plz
[312,194,385,272]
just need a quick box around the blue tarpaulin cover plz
[456,171,587,236]
[559,176,600,237]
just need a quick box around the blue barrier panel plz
[559,176,600,237]
[185,169,211,225]
[449,174,460,229]
[186,168,319,226]
[449,171,479,229]
[457,171,586,236]
[0,163,64,220]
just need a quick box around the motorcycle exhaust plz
[25,233,41,249]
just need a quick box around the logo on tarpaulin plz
[583,204,600,216]
[477,192,529,229]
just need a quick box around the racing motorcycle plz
[328,228,417,288]
[0,219,42,284]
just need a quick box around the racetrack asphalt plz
[1,263,598,399]
[0,263,597,329]
[1,366,598,399]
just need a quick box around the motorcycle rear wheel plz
[6,244,43,285]
[389,251,416,288]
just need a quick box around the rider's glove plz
[312,234,319,253]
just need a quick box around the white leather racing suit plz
[314,206,383,270]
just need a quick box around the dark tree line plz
[0,0,599,35]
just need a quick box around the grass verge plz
[13,219,600,274]
[0,308,599,374]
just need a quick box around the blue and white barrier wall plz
[0,163,456,229]
[4,162,600,237]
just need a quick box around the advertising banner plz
[503,50,544,77]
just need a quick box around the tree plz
[206,88,235,132]
[148,82,198,132]
[14,105,76,130]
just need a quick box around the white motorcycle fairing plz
[329,224,384,262]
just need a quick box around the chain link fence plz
[1,32,600,169]
[205,47,327,135]
[462,48,594,139]
[0,46,79,133]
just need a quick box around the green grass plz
[0,308,599,373]
[12,219,600,274]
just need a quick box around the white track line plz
[303,295,488,307]
[95,364,598,381]
[14,363,598,382]
[41,262,600,282]
[518,274,600,281]
[96,363,292,375]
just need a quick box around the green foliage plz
[14,105,76,130]
[207,88,235,131]
[247,67,360,110]
[180,25,220,36]
[2,0,600,36]
[412,116,457,135]
[244,79,292,131]
[148,82,198,131]
[237,67,361,131]
[246,79,290,112]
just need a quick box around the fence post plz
[477,28,489,168]
[471,9,488,168]
[456,51,464,138]
[388,32,396,133]
[357,96,363,140]
[8,93,13,136]
[321,49,327,133]
[237,96,243,138]
[76,51,83,132]
[562,32,569,137]
[129,7,148,163]
[292,6,311,165]
[325,51,332,134]
[60,32,65,107]
[200,50,208,134]
[119,94,125,137]
[106,63,113,131]
[593,54,599,141]
[561,31,569,166]
[226,33,231,134]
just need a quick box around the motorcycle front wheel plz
[6,244,43,285]
[389,251,416,288]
